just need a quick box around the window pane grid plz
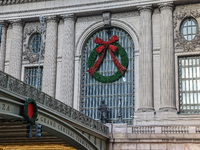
[179,56,200,113]
[81,28,134,124]
[29,33,41,53]
[25,67,43,91]
[181,18,197,41]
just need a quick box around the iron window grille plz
[180,18,198,41]
[25,67,43,91]
[179,56,200,113]
[29,33,41,54]
[81,27,134,124]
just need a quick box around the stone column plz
[159,3,176,111]
[60,14,76,106]
[0,21,8,71]
[9,19,23,79]
[137,6,154,112]
[42,16,58,97]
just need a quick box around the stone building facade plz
[1,0,200,149]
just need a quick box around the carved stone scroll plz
[23,22,46,63]
[174,4,200,51]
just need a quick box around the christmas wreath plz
[24,98,38,125]
[87,35,128,83]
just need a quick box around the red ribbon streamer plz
[87,35,127,76]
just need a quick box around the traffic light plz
[26,125,33,137]
[36,124,42,137]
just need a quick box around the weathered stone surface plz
[9,19,23,79]
[42,15,58,97]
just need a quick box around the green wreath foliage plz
[88,43,128,83]
[24,98,38,125]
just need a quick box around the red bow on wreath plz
[87,35,127,76]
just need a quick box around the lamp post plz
[36,16,45,89]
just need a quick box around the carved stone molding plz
[0,20,8,27]
[153,8,160,14]
[103,12,111,26]
[10,19,24,27]
[136,108,154,113]
[46,15,59,23]
[60,14,76,21]
[174,30,200,52]
[158,3,174,11]
[0,0,51,5]
[174,4,200,29]
[174,4,200,51]
[112,11,139,19]
[77,15,102,22]
[159,107,177,112]
[23,22,46,63]
[138,5,153,14]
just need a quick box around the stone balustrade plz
[109,124,200,135]
[109,124,200,150]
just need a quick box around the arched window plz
[29,33,41,54]
[25,33,43,90]
[180,18,198,41]
[81,27,134,124]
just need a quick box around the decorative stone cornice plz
[138,5,152,14]
[60,14,76,21]
[46,15,59,23]
[136,108,154,113]
[159,107,177,112]
[0,20,8,27]
[10,19,24,27]
[0,0,51,5]
[158,3,174,11]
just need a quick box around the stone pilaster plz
[137,6,154,112]
[0,21,8,71]
[159,3,176,111]
[9,19,23,79]
[42,15,58,97]
[60,14,76,106]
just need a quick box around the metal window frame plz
[178,54,200,114]
[180,17,198,41]
[24,66,43,91]
[29,33,41,54]
[80,27,134,124]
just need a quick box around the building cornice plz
[0,0,52,5]
[0,0,199,21]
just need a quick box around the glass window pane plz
[188,27,192,34]
[192,21,195,25]
[182,81,185,91]
[188,21,191,26]
[183,27,187,35]
[194,80,197,91]
[182,68,185,78]
[192,27,196,34]
[184,22,187,27]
